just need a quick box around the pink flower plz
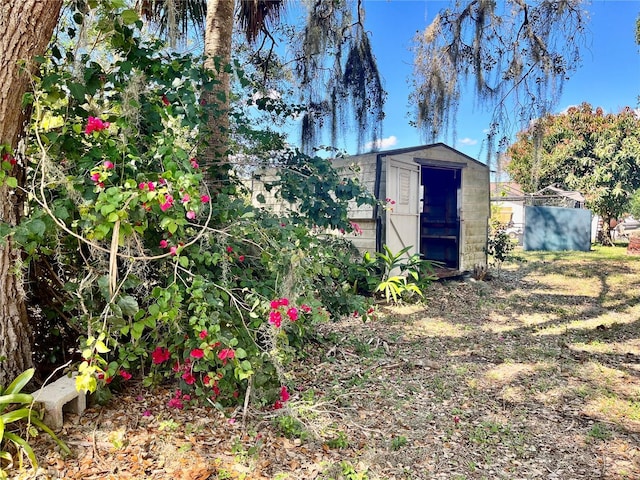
[190,158,199,169]
[226,246,233,253]
[159,239,169,248]
[160,194,174,212]
[186,210,196,220]
[182,372,196,385]
[301,304,312,313]
[218,348,235,365]
[151,346,170,364]
[148,182,155,191]
[168,397,184,409]
[120,370,132,381]
[269,310,282,328]
[142,409,152,417]
[85,116,110,134]
[190,348,204,359]
[200,195,210,203]
[91,172,100,182]
[286,307,298,322]
[238,255,245,262]
[350,222,363,235]
[270,300,280,309]
[280,385,290,402]
[199,330,207,339]
[139,182,146,190]
[279,298,289,307]
[181,194,190,204]
[169,246,178,256]
[104,161,114,169]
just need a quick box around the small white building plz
[331,143,490,271]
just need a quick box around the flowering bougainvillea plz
[16,3,381,413]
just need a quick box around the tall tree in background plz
[411,0,587,160]
[138,0,384,156]
[506,103,640,241]
[0,0,63,384]
[138,0,286,189]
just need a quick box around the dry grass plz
[20,246,640,479]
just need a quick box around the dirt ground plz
[16,247,640,479]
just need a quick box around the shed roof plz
[363,143,488,170]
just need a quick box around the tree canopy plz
[411,0,587,157]
[506,102,640,234]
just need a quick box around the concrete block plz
[33,375,86,431]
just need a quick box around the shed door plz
[420,167,461,269]
[385,158,420,258]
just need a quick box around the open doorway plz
[420,167,461,269]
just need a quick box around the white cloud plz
[458,137,477,146]
[365,135,398,150]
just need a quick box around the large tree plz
[505,102,640,240]
[0,0,63,384]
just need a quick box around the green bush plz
[7,4,378,411]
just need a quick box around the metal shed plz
[333,143,490,271]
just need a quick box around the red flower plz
[199,330,208,339]
[226,246,233,253]
[238,255,245,262]
[161,95,170,106]
[286,307,298,322]
[269,310,282,327]
[279,298,289,307]
[270,300,280,309]
[120,370,132,381]
[168,397,184,409]
[151,346,170,364]
[200,194,210,203]
[273,400,283,410]
[218,348,235,365]
[301,304,312,313]
[85,116,110,134]
[280,385,290,402]
[159,239,169,249]
[2,153,16,166]
[190,348,204,359]
[182,372,196,385]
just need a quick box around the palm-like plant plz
[1,369,70,477]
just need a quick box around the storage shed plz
[332,143,490,271]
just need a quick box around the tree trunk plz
[202,0,234,192]
[0,0,63,385]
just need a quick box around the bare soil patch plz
[17,247,640,479]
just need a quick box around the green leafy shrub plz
[0,369,69,478]
[9,4,376,411]
[368,245,437,304]
[486,222,516,267]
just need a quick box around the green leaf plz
[117,295,139,317]
[68,82,85,102]
[26,219,46,237]
[3,368,34,395]
[179,256,189,268]
[121,9,139,25]
[3,431,37,469]
[94,340,110,354]
[5,177,17,188]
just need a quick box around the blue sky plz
[287,1,640,162]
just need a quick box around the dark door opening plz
[420,167,461,269]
